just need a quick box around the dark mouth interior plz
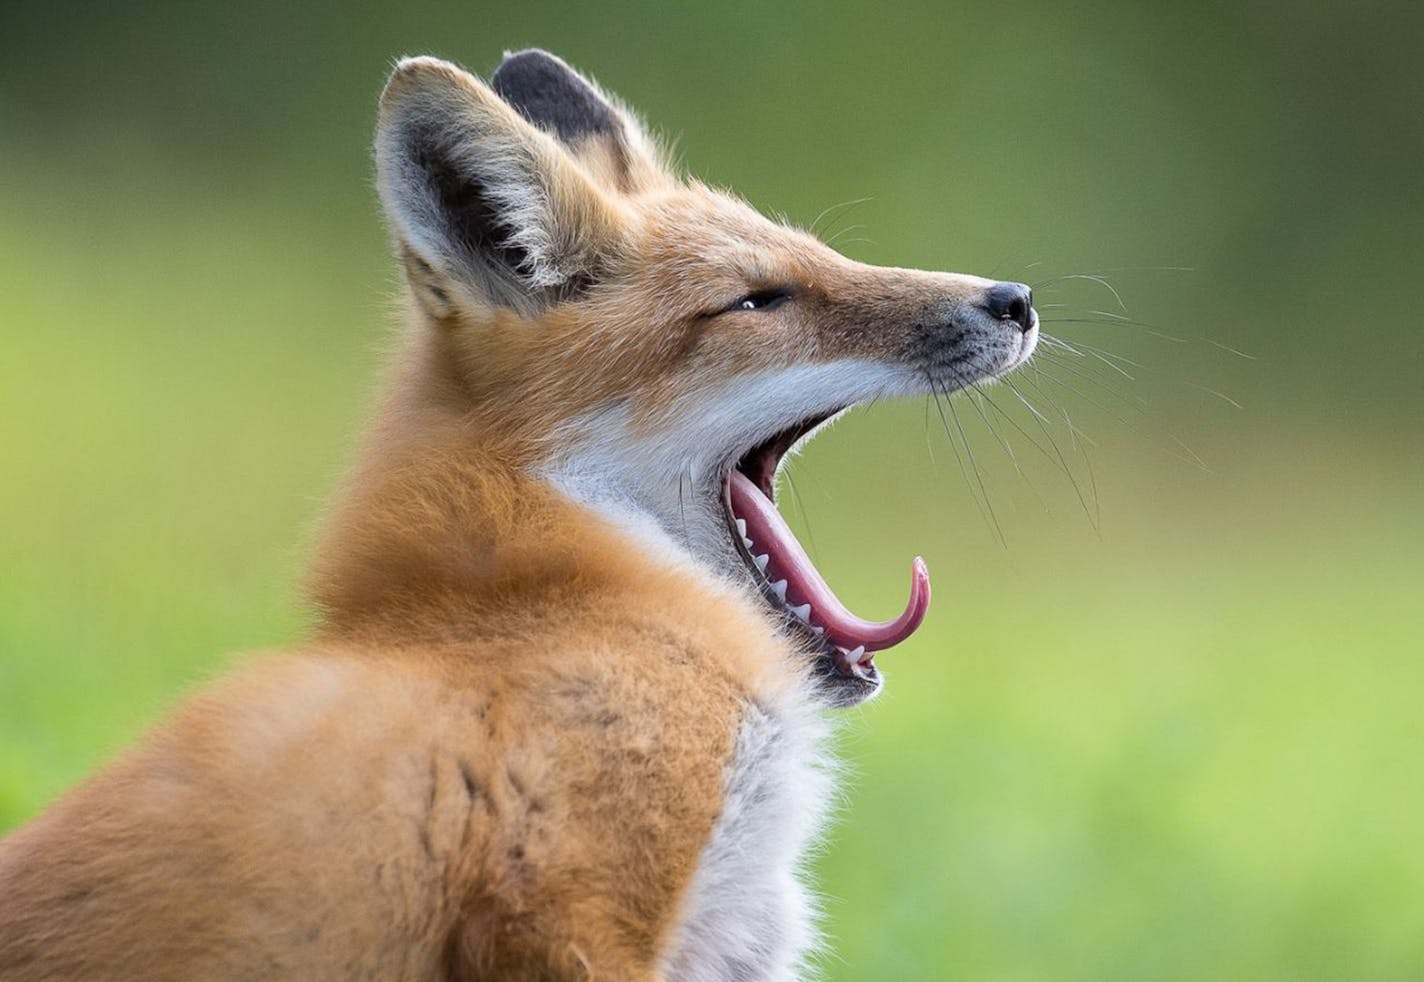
[732,411,836,500]
[720,408,886,696]
[718,399,931,704]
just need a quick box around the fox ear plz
[375,56,624,317]
[490,49,665,192]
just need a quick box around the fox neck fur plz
[0,48,1041,980]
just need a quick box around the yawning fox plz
[0,50,1038,980]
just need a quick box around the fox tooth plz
[810,625,824,635]
[736,519,747,537]
[770,579,788,601]
[742,537,754,548]
[848,645,867,663]
[790,603,811,622]
[753,554,769,573]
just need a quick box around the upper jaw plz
[544,350,1028,706]
[1010,314,1040,368]
[703,343,1035,706]
[930,321,1039,391]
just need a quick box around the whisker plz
[1009,374,1102,522]
[1185,381,1244,410]
[1010,265,1236,515]
[1042,333,1145,371]
[926,373,1000,543]
[1084,350,1136,380]
[1047,316,1190,345]
[1029,363,1212,473]
[1018,373,1104,451]
[989,257,1043,283]
[947,393,1005,546]
[1040,335,1145,381]
[1032,353,1150,415]
[1030,273,1128,312]
[1002,377,1099,528]
[1083,309,1143,323]
[971,379,1084,481]
[1038,334,1087,357]
[1082,309,1193,340]
[1060,405,1102,531]
[1084,264,1196,274]
[1170,435,1213,473]
[1054,311,1256,367]
[1037,347,1160,404]
[780,465,822,561]
[922,395,939,470]
[1040,335,1245,412]
[808,196,873,238]
[966,382,1053,517]
[1201,337,1259,360]
[825,230,874,249]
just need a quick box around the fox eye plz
[728,288,792,313]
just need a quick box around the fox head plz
[372,51,1037,703]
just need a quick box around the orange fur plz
[0,51,1038,980]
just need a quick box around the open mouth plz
[722,411,931,695]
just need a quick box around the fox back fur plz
[0,50,1039,981]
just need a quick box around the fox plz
[0,50,1038,980]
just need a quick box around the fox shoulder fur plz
[0,49,1038,981]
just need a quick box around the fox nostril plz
[984,281,1035,332]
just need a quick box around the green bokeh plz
[2,2,1420,978]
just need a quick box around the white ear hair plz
[375,56,621,315]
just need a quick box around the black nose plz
[985,281,1035,332]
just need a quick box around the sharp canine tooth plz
[790,603,811,622]
[771,579,788,601]
[736,519,747,537]
[811,625,824,635]
[753,554,769,573]
[848,645,867,663]
[742,537,754,548]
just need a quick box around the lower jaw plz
[752,585,884,705]
[811,646,882,706]
[720,478,887,705]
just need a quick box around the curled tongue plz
[728,469,931,654]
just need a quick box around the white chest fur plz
[659,685,834,981]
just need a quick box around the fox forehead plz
[375,51,1004,470]
[454,188,845,392]
[609,187,836,313]
[452,192,942,454]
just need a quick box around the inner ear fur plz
[375,56,627,319]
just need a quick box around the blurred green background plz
[2,2,1421,978]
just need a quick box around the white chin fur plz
[536,359,920,575]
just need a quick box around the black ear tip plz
[490,48,618,144]
[492,49,571,92]
[497,48,564,71]
[490,48,580,102]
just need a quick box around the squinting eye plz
[729,288,792,313]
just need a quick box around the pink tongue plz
[727,470,930,653]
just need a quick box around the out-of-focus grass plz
[2,163,1420,980]
[0,164,379,816]
[3,3,1423,972]
[813,473,1423,981]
